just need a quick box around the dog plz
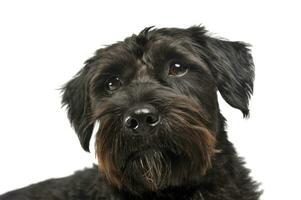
[0,26,262,200]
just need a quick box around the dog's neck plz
[114,186,205,200]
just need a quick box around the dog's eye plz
[105,77,122,91]
[168,61,188,77]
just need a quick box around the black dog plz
[0,26,262,200]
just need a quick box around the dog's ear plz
[188,26,254,117]
[61,66,94,152]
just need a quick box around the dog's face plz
[62,26,254,194]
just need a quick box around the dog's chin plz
[120,148,196,194]
[122,148,171,189]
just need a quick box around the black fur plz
[0,26,261,200]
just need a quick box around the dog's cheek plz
[167,73,218,125]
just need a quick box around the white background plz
[0,1,300,199]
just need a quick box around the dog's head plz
[62,26,254,194]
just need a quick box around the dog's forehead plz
[96,30,204,75]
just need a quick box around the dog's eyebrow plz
[93,49,137,76]
[144,38,211,74]
[173,45,211,74]
[168,39,211,71]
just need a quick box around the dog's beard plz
[122,150,171,192]
[92,91,216,194]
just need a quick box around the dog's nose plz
[124,105,160,133]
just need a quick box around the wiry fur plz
[0,25,261,200]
